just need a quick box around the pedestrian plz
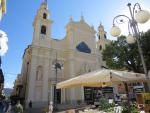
[28,100,32,113]
[13,100,23,113]
[114,103,122,113]
[4,101,9,113]
[48,101,53,113]
[29,101,32,108]
[5,102,12,113]
[0,101,4,113]
[0,100,5,113]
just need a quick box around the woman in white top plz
[48,101,53,113]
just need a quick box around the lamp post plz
[53,53,63,110]
[110,3,150,113]
[110,3,150,91]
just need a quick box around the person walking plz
[5,102,12,113]
[0,100,6,113]
[28,101,32,109]
[28,100,32,113]
[4,101,9,113]
[13,101,23,113]
[0,101,4,113]
[48,101,53,113]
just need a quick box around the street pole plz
[53,53,57,110]
[110,3,150,113]
[54,53,60,110]
[127,3,150,91]
[53,53,62,110]
[111,3,150,92]
[124,82,131,113]
[55,57,58,110]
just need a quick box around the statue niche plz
[36,66,43,81]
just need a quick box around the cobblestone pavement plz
[24,108,45,113]
[24,108,67,113]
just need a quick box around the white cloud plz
[4,82,13,89]
[0,30,8,56]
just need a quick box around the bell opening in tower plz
[41,25,47,35]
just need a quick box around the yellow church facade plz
[16,2,110,108]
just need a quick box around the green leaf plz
[102,29,150,73]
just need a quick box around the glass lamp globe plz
[135,10,150,24]
[110,26,121,37]
[126,34,136,44]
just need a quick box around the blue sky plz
[1,0,150,88]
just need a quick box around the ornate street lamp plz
[110,3,150,89]
[52,53,63,110]
[110,3,150,113]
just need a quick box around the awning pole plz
[124,82,131,113]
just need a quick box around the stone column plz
[68,59,76,104]
[50,84,54,102]
[81,86,85,102]
[61,89,65,103]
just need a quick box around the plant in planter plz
[131,102,140,113]
[99,97,112,112]
[122,102,140,113]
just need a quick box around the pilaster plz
[26,55,37,103]
[42,58,49,103]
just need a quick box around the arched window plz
[41,25,46,35]
[43,13,47,19]
[36,66,43,80]
[98,35,100,40]
[99,45,102,50]
[76,42,91,53]
[104,34,107,39]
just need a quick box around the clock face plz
[76,42,91,53]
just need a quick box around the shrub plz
[99,97,111,112]
[122,102,140,113]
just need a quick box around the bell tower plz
[97,23,108,52]
[98,23,107,40]
[32,1,53,45]
[97,23,110,68]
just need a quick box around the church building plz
[16,1,110,108]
